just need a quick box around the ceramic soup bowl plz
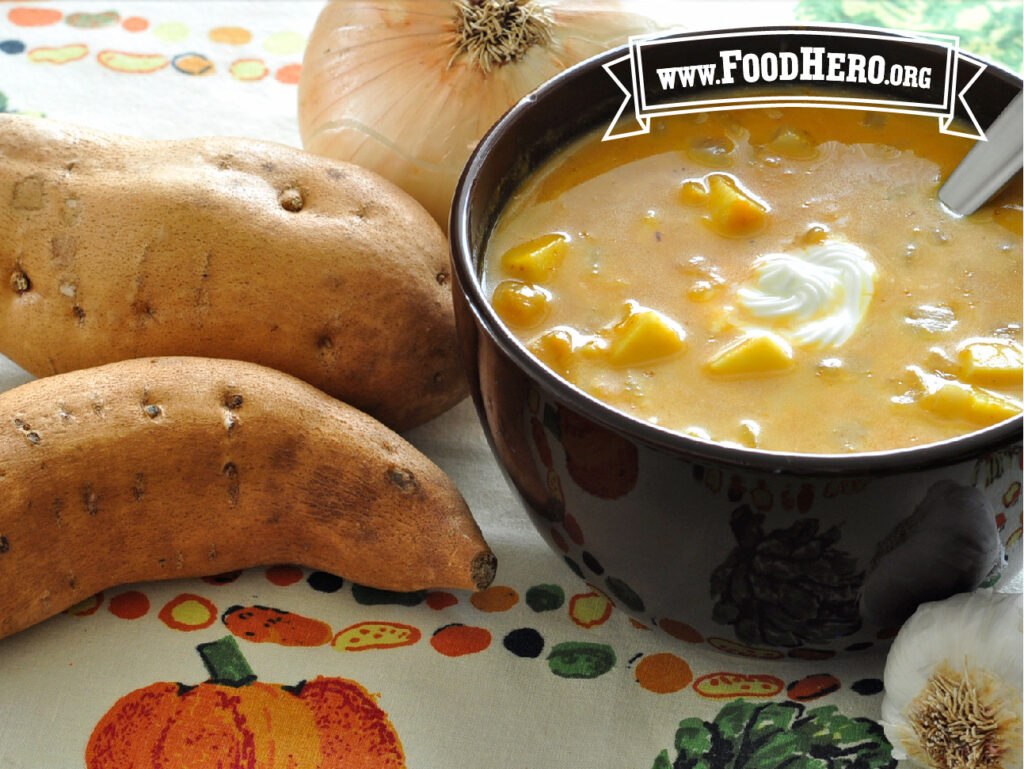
[450,27,1022,657]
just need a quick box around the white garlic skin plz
[881,589,1023,767]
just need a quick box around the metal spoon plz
[938,90,1023,216]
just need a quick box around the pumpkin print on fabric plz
[85,636,406,768]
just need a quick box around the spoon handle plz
[938,90,1023,216]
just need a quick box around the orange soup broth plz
[483,108,1023,454]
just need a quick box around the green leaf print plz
[673,717,713,757]
[795,0,1024,72]
[652,700,897,769]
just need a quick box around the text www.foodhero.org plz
[657,47,933,90]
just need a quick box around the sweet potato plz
[0,356,495,640]
[0,114,465,432]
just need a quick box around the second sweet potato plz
[0,356,495,640]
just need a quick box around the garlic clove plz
[881,589,1023,769]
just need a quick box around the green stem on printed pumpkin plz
[197,635,257,687]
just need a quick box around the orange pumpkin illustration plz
[86,636,406,768]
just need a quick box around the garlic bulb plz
[881,589,1023,769]
[298,1,685,230]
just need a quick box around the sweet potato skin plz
[0,356,494,640]
[0,114,465,432]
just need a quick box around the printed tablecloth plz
[0,2,1021,768]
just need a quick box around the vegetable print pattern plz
[1,2,1019,767]
[58,549,929,767]
[68,564,901,765]
[2,5,305,82]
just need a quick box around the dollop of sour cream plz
[737,240,875,348]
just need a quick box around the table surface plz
[0,2,1021,768]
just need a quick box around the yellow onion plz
[298,0,684,229]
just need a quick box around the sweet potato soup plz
[483,107,1023,453]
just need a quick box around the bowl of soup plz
[449,26,1023,656]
